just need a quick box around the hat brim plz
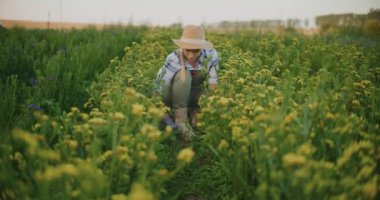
[172,39,213,50]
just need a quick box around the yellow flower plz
[60,164,78,176]
[337,141,373,167]
[218,97,229,106]
[218,139,229,150]
[297,142,316,155]
[51,121,58,128]
[41,114,49,121]
[308,102,318,110]
[90,108,103,117]
[294,168,310,179]
[264,127,275,137]
[239,136,249,145]
[118,155,127,162]
[39,150,61,161]
[236,78,245,84]
[140,124,156,136]
[147,152,158,162]
[253,113,269,123]
[125,88,137,97]
[89,117,107,125]
[138,151,146,158]
[32,123,42,131]
[241,145,248,155]
[231,126,242,141]
[148,107,164,119]
[127,183,154,200]
[117,146,128,154]
[284,111,297,124]
[71,190,80,198]
[362,80,371,85]
[123,155,133,165]
[197,122,204,127]
[111,194,127,200]
[12,129,37,155]
[121,135,131,143]
[70,107,80,113]
[147,130,161,141]
[100,92,109,98]
[257,93,265,98]
[11,152,27,171]
[132,104,144,116]
[352,100,360,106]
[254,105,264,112]
[325,112,336,120]
[357,166,374,179]
[110,112,125,121]
[177,148,195,164]
[325,139,334,148]
[66,112,74,118]
[80,113,90,121]
[353,82,365,89]
[68,140,78,150]
[73,125,83,133]
[362,180,377,199]
[282,153,306,168]
[43,166,62,181]
[101,100,114,107]
[103,150,113,159]
[158,169,169,176]
[84,98,94,109]
[333,93,341,101]
[137,143,147,150]
[165,126,172,134]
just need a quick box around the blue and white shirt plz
[154,48,219,94]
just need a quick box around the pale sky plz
[0,0,379,26]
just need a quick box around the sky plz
[0,0,379,27]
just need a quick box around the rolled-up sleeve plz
[154,52,181,93]
[208,49,219,84]
[208,66,218,84]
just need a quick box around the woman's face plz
[183,49,201,62]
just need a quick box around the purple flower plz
[28,104,42,111]
[164,115,178,130]
[60,47,67,53]
[47,75,56,81]
[30,78,38,87]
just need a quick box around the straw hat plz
[173,25,213,50]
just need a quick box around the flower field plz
[1,27,379,200]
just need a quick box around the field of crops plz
[1,26,379,200]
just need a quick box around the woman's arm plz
[154,52,181,94]
[208,49,219,90]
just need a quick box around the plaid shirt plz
[154,48,219,93]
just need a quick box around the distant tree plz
[316,13,366,33]
[286,19,301,28]
[365,9,380,35]
[304,19,309,28]
[169,23,182,29]
[219,21,232,29]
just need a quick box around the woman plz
[155,25,219,143]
